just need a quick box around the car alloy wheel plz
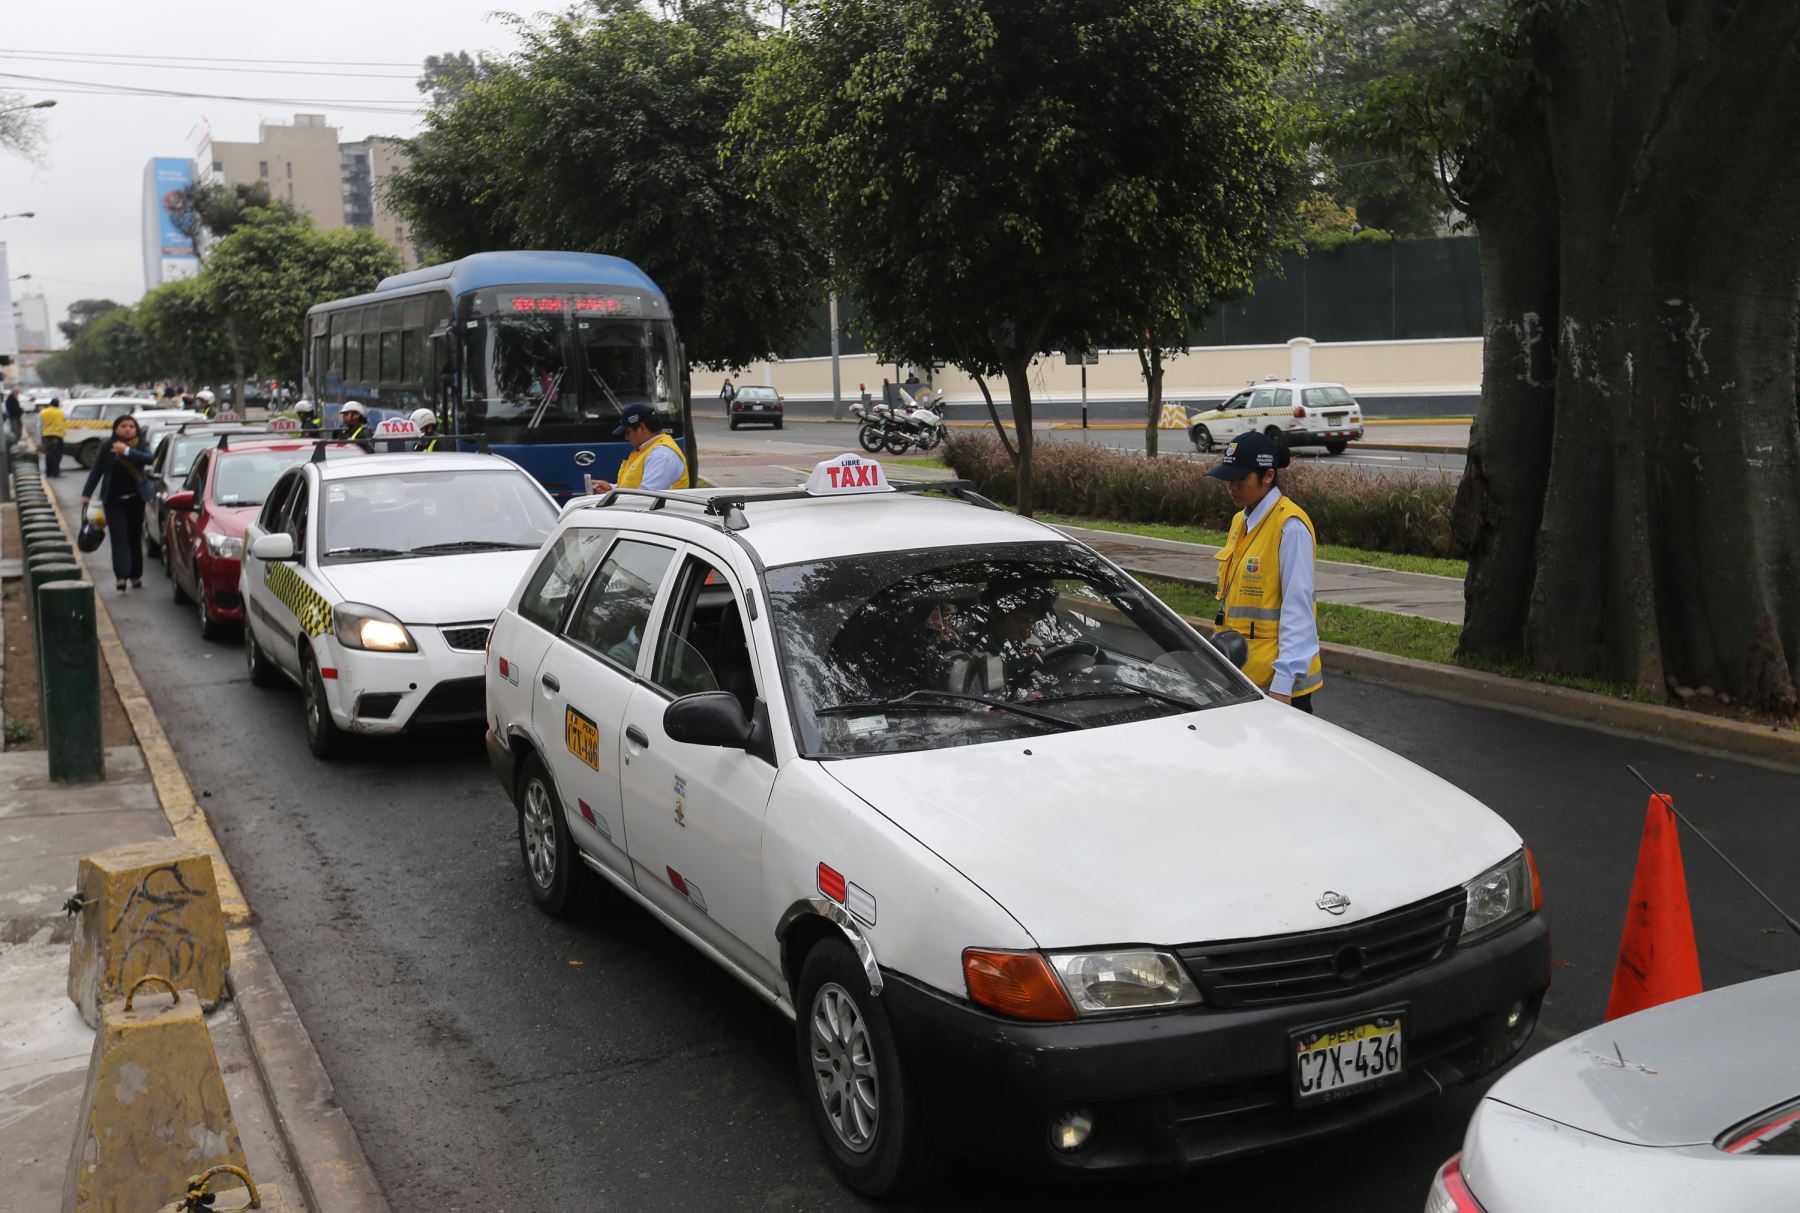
[810,982,879,1154]
[522,778,557,891]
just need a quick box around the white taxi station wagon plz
[240,448,559,757]
[1186,379,1365,455]
[483,454,1550,1195]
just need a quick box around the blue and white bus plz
[303,250,692,497]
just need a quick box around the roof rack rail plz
[585,478,997,531]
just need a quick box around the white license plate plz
[1291,1013,1404,1103]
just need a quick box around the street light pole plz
[0,213,36,221]
[0,100,56,116]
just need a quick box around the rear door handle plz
[625,725,649,749]
[541,672,560,692]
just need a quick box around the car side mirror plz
[664,691,752,749]
[165,490,196,513]
[1210,627,1250,670]
[250,533,296,561]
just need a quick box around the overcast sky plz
[1,1,550,343]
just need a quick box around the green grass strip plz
[1040,513,1468,579]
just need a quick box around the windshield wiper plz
[325,546,406,559]
[818,689,1075,729]
[1035,683,1204,713]
[406,540,534,554]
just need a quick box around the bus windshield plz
[464,304,680,432]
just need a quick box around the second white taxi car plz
[1187,379,1366,455]
[485,454,1549,1195]
[242,448,558,757]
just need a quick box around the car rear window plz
[1303,386,1356,409]
[737,386,778,401]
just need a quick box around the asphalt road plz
[692,416,1468,479]
[50,471,1800,1212]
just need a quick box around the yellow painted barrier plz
[67,839,231,1029]
[63,978,250,1213]
[1158,403,1191,430]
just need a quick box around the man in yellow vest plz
[1207,432,1323,712]
[39,396,68,477]
[588,402,689,493]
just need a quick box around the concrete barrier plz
[67,840,231,1028]
[63,977,250,1213]
[41,579,105,783]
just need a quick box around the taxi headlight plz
[204,532,243,559]
[1046,949,1203,1014]
[1459,850,1531,944]
[333,602,417,653]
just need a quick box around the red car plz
[164,437,366,638]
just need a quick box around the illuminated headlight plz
[1459,850,1532,944]
[333,603,417,652]
[1046,949,1202,1014]
[205,532,243,559]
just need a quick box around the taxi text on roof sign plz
[805,453,895,496]
[375,417,419,438]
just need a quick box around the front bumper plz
[319,630,489,734]
[883,914,1549,1177]
[196,552,245,621]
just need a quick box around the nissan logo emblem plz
[1316,891,1351,916]
[573,450,598,467]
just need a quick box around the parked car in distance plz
[1426,971,1800,1213]
[1187,380,1365,456]
[729,384,785,430]
[165,437,367,639]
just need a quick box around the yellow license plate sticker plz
[565,707,600,770]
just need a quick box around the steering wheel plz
[1034,640,1105,676]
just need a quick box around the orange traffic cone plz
[1605,794,1703,1021]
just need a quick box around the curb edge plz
[46,486,394,1213]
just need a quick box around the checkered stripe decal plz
[265,559,334,638]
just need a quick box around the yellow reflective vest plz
[615,433,689,490]
[1214,492,1324,695]
[38,406,65,439]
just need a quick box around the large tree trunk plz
[225,315,247,416]
[1462,0,1800,714]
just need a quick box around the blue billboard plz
[153,157,194,257]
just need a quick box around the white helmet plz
[196,389,215,404]
[410,408,437,430]
[295,398,315,414]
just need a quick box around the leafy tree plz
[172,181,275,257]
[135,277,234,388]
[43,307,151,386]
[1310,0,1492,236]
[57,299,126,346]
[388,0,825,368]
[204,209,401,394]
[734,0,1306,506]
[1350,0,1800,715]
[416,50,495,108]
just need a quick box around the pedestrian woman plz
[1206,432,1323,711]
[79,415,155,593]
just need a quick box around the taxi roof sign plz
[806,454,894,496]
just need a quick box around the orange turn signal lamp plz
[1524,846,1544,912]
[963,948,1077,1022]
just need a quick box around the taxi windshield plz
[320,470,557,563]
[765,541,1254,757]
[212,449,314,508]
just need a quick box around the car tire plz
[1264,425,1286,448]
[245,618,278,688]
[1325,440,1348,455]
[301,647,347,759]
[728,418,739,431]
[795,938,933,1197]
[1192,425,1215,453]
[514,751,592,917]
[171,550,193,605]
[197,584,225,641]
[773,419,784,430]
[76,440,99,469]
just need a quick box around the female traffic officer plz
[79,415,156,593]
[1206,432,1323,712]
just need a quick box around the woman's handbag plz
[77,519,105,552]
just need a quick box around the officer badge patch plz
[1245,557,1262,575]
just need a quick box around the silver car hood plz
[1484,970,1800,1147]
